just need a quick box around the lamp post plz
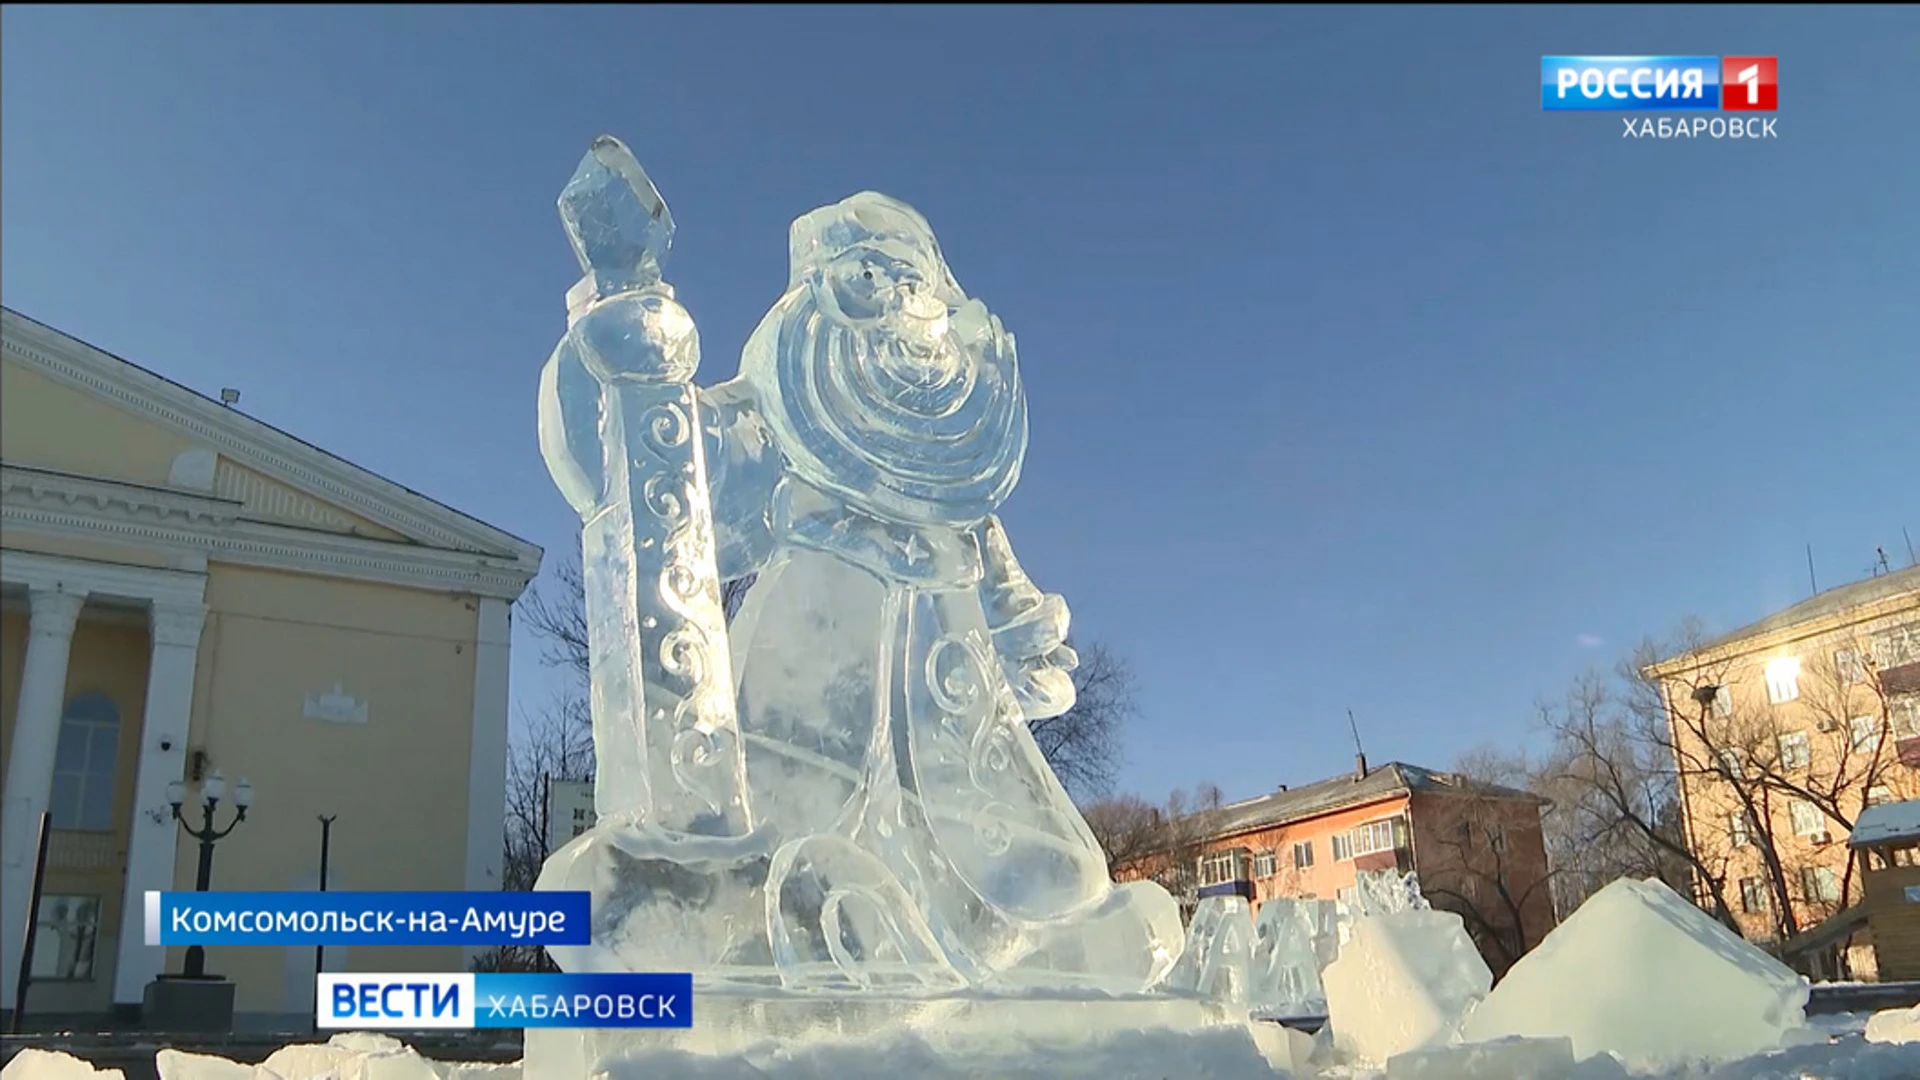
[166,770,252,979]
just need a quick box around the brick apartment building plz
[1644,565,1920,979]
[1112,757,1557,977]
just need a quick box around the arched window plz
[51,692,120,831]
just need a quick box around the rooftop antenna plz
[1906,528,1917,568]
[1874,547,1892,576]
[219,388,241,407]
[1807,544,1818,597]
[1347,708,1368,781]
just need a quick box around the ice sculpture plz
[531,136,1186,1018]
[1349,868,1430,917]
[1456,877,1809,1067]
[1167,896,1255,1006]
[1322,909,1491,1066]
[1249,897,1330,1018]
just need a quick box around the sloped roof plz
[1186,761,1546,842]
[1849,799,1920,849]
[1682,566,1920,663]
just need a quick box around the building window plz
[1836,649,1866,686]
[1346,816,1409,859]
[51,693,120,832]
[30,895,100,980]
[1331,833,1353,861]
[1868,785,1895,806]
[1251,850,1277,879]
[1893,698,1920,739]
[1765,658,1801,705]
[1716,748,1746,780]
[1198,851,1242,887]
[1874,625,1920,670]
[1729,813,1753,848]
[1851,716,1882,751]
[1789,799,1826,838]
[1711,684,1735,717]
[1801,865,1841,904]
[1777,732,1811,771]
[1739,877,1770,914]
[1293,840,1314,869]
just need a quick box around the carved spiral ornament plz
[744,286,1028,526]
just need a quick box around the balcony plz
[1881,662,1920,697]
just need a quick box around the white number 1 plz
[1737,64,1761,105]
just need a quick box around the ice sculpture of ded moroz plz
[533,135,1186,1000]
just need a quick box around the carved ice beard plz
[739,282,1029,528]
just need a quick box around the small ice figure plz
[533,136,1182,994]
[1167,895,1255,1007]
[1249,897,1329,1018]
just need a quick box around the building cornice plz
[1,309,543,579]
[2,466,532,599]
[0,547,207,608]
[1644,587,1920,681]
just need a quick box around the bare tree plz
[1093,784,1226,920]
[1032,642,1135,803]
[1642,624,1909,936]
[1535,666,1735,929]
[1081,792,1165,867]
[1418,746,1561,979]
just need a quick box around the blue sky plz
[4,5,1916,805]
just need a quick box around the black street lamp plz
[166,770,253,979]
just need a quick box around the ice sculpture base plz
[522,984,1255,1078]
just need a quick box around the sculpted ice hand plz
[976,515,1078,721]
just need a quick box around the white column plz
[462,598,512,968]
[0,586,88,1010]
[111,602,206,1005]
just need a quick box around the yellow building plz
[0,308,542,1027]
[1645,564,1920,976]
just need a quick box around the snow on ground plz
[8,1019,1920,1080]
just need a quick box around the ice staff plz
[535,136,751,837]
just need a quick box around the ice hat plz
[788,192,965,305]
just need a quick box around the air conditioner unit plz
[1811,830,1832,844]
[1816,717,1839,732]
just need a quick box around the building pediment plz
[1,308,541,597]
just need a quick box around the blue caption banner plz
[146,890,591,946]
[316,973,693,1029]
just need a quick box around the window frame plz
[1765,657,1802,705]
[1251,849,1277,879]
[29,893,102,981]
[1739,876,1770,914]
[1851,715,1881,752]
[1777,731,1811,771]
[1729,812,1753,848]
[50,693,122,833]
[1292,840,1315,869]
[1801,865,1840,904]
[1789,798,1826,838]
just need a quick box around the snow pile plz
[1382,1035,1576,1079]
[1864,1004,1920,1045]
[155,1049,280,1080]
[1322,909,1492,1066]
[1458,877,1808,1068]
[0,1051,124,1080]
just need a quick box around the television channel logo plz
[1542,57,1776,111]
